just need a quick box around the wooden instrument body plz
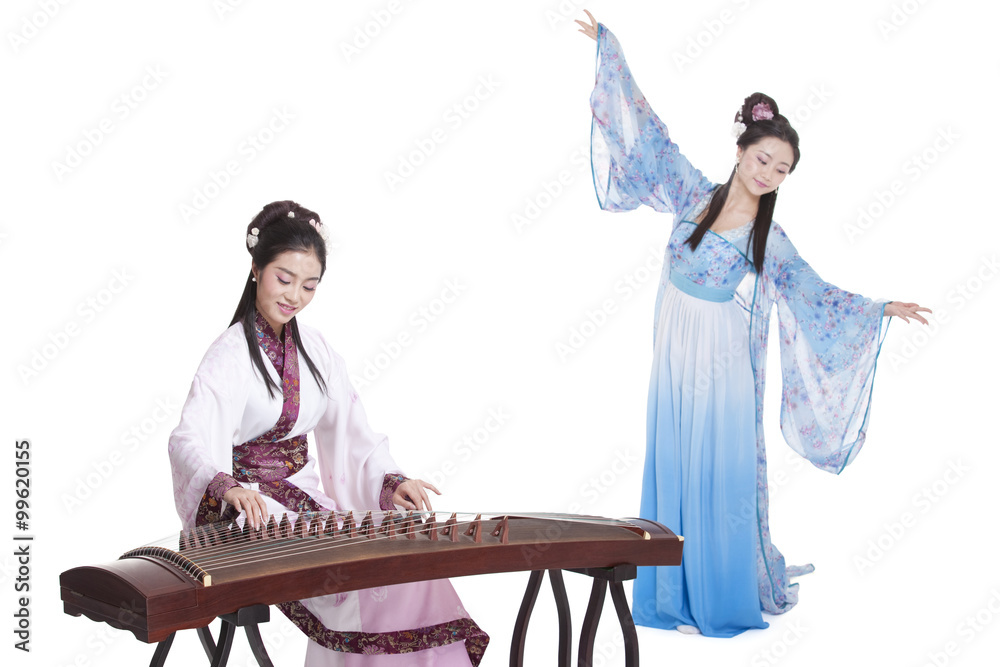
[60,514,682,643]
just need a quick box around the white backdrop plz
[4,1,998,665]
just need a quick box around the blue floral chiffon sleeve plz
[758,223,890,473]
[590,24,714,217]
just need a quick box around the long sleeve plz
[167,332,250,528]
[310,339,404,510]
[590,24,714,216]
[757,223,890,473]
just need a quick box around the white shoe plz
[677,625,701,635]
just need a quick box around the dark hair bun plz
[736,92,787,126]
[732,92,801,172]
[245,200,322,255]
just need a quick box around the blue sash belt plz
[669,270,736,303]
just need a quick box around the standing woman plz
[578,13,929,638]
[167,201,488,665]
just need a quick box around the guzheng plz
[60,511,683,643]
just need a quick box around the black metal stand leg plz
[548,569,572,667]
[511,570,574,666]
[609,582,639,667]
[197,625,217,661]
[510,570,545,666]
[218,605,273,667]
[209,620,237,667]
[577,579,608,667]
[149,632,175,667]
[245,623,276,667]
[567,564,640,667]
[144,605,271,667]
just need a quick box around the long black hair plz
[685,93,801,274]
[231,200,329,398]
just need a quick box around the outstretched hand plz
[885,301,932,325]
[222,486,269,530]
[575,9,598,41]
[393,478,442,511]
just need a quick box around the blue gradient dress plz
[589,24,890,637]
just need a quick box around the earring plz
[252,277,257,282]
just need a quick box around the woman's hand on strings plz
[884,301,932,325]
[575,9,598,41]
[223,486,269,530]
[393,479,441,511]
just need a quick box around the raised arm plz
[760,223,928,472]
[579,12,714,216]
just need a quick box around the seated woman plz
[168,200,487,666]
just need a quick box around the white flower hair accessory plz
[309,218,331,244]
[287,211,295,218]
[246,227,260,249]
[733,101,777,138]
[732,111,747,138]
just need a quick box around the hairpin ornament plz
[751,102,774,121]
[309,218,330,243]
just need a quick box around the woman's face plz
[736,137,795,196]
[252,249,322,336]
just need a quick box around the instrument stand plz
[510,564,640,667]
[148,604,275,667]
[149,566,640,666]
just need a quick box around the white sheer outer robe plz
[169,323,395,527]
[168,322,479,666]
